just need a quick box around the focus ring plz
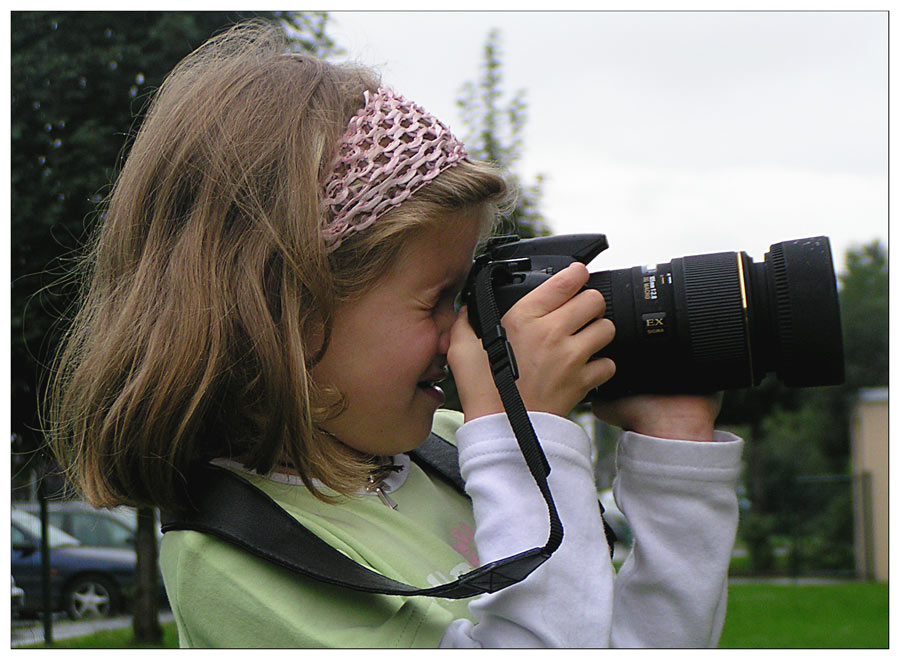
[768,242,795,369]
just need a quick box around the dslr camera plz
[462,234,844,399]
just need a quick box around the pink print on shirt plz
[451,521,479,567]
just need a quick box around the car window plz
[10,509,80,547]
[11,525,29,549]
[69,513,134,547]
[104,507,138,531]
[47,511,66,531]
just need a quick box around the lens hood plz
[767,236,844,387]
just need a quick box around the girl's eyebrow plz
[424,280,460,304]
[424,262,470,296]
[444,268,472,295]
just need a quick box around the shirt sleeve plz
[439,412,616,647]
[438,414,744,649]
[610,430,744,648]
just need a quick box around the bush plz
[740,512,776,573]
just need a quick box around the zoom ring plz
[681,253,750,373]
[593,271,613,321]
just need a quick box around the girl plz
[46,22,743,648]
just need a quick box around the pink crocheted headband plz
[321,87,468,251]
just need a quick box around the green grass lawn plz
[21,582,888,648]
[719,582,889,648]
[18,621,179,649]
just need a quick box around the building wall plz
[850,388,889,582]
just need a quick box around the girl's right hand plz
[449,262,617,421]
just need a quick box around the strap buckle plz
[482,323,519,380]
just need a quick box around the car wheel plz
[64,575,119,619]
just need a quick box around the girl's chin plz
[330,411,439,457]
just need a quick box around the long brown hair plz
[44,21,510,511]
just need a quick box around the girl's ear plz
[305,312,331,368]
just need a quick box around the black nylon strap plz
[160,461,549,599]
[161,430,614,599]
[409,432,466,494]
[469,262,564,556]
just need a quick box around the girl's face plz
[313,206,490,457]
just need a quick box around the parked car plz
[17,501,161,549]
[10,508,161,619]
[11,575,25,618]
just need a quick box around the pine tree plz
[457,29,549,238]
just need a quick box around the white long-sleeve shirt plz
[442,412,743,648]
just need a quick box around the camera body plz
[462,234,845,399]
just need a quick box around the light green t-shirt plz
[160,410,478,648]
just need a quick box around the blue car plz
[11,508,150,619]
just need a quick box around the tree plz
[838,239,888,389]
[132,509,162,644]
[11,10,340,644]
[438,29,550,413]
[456,29,549,238]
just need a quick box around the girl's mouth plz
[417,365,449,403]
[417,380,446,404]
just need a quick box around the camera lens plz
[588,236,844,398]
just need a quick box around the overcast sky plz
[327,10,887,274]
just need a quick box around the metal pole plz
[38,474,53,646]
[860,471,875,580]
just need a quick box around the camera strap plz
[160,430,553,599]
[466,260,564,556]
[160,260,568,599]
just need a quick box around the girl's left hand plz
[591,392,724,442]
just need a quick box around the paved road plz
[11,611,174,648]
